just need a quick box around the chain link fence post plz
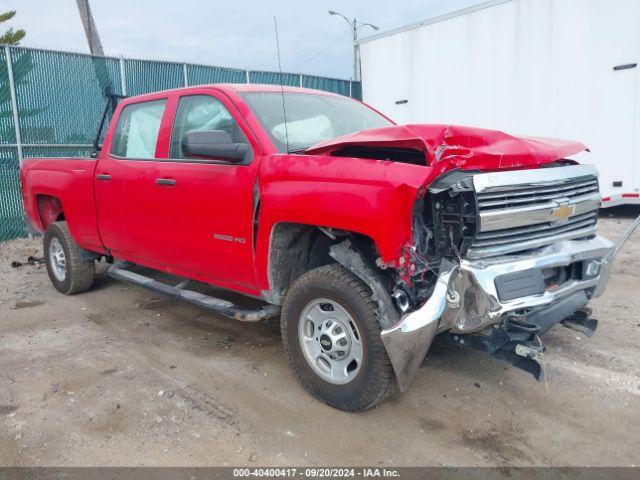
[4,45,30,238]
[119,55,127,95]
[5,46,23,166]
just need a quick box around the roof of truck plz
[131,84,344,98]
[217,83,342,95]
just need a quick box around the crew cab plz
[20,84,636,411]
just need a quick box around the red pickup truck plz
[21,84,635,411]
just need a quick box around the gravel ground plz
[0,210,639,467]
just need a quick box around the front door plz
[150,92,260,292]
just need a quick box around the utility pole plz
[76,0,104,56]
[329,11,379,81]
[352,18,358,84]
[76,0,111,100]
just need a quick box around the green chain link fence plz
[0,45,361,242]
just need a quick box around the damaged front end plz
[381,164,639,391]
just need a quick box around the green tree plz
[0,11,26,45]
[1,9,34,142]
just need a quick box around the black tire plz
[44,221,95,295]
[281,264,396,411]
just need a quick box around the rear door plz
[95,97,168,263]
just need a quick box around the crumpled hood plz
[305,124,587,171]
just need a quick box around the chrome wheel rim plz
[298,298,363,385]
[49,237,66,282]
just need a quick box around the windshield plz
[240,92,393,153]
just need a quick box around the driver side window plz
[170,95,248,159]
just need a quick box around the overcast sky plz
[2,0,482,79]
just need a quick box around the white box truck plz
[359,0,640,206]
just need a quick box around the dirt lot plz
[1,211,639,467]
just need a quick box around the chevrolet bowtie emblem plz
[551,204,574,221]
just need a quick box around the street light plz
[329,10,379,82]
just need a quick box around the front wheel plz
[281,264,396,411]
[44,221,95,295]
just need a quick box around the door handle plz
[96,174,111,181]
[155,178,176,186]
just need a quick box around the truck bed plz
[20,157,103,252]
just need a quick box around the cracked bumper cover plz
[381,235,617,391]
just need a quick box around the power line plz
[294,31,351,70]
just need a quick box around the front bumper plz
[381,235,616,391]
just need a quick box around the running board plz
[108,262,280,322]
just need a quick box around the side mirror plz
[181,130,249,162]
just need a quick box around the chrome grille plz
[468,165,601,258]
[474,211,598,247]
[477,178,599,211]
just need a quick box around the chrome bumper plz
[382,234,625,391]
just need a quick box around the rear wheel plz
[281,264,396,411]
[44,221,95,295]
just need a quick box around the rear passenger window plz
[110,99,167,158]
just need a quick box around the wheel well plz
[265,223,382,304]
[36,195,64,230]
